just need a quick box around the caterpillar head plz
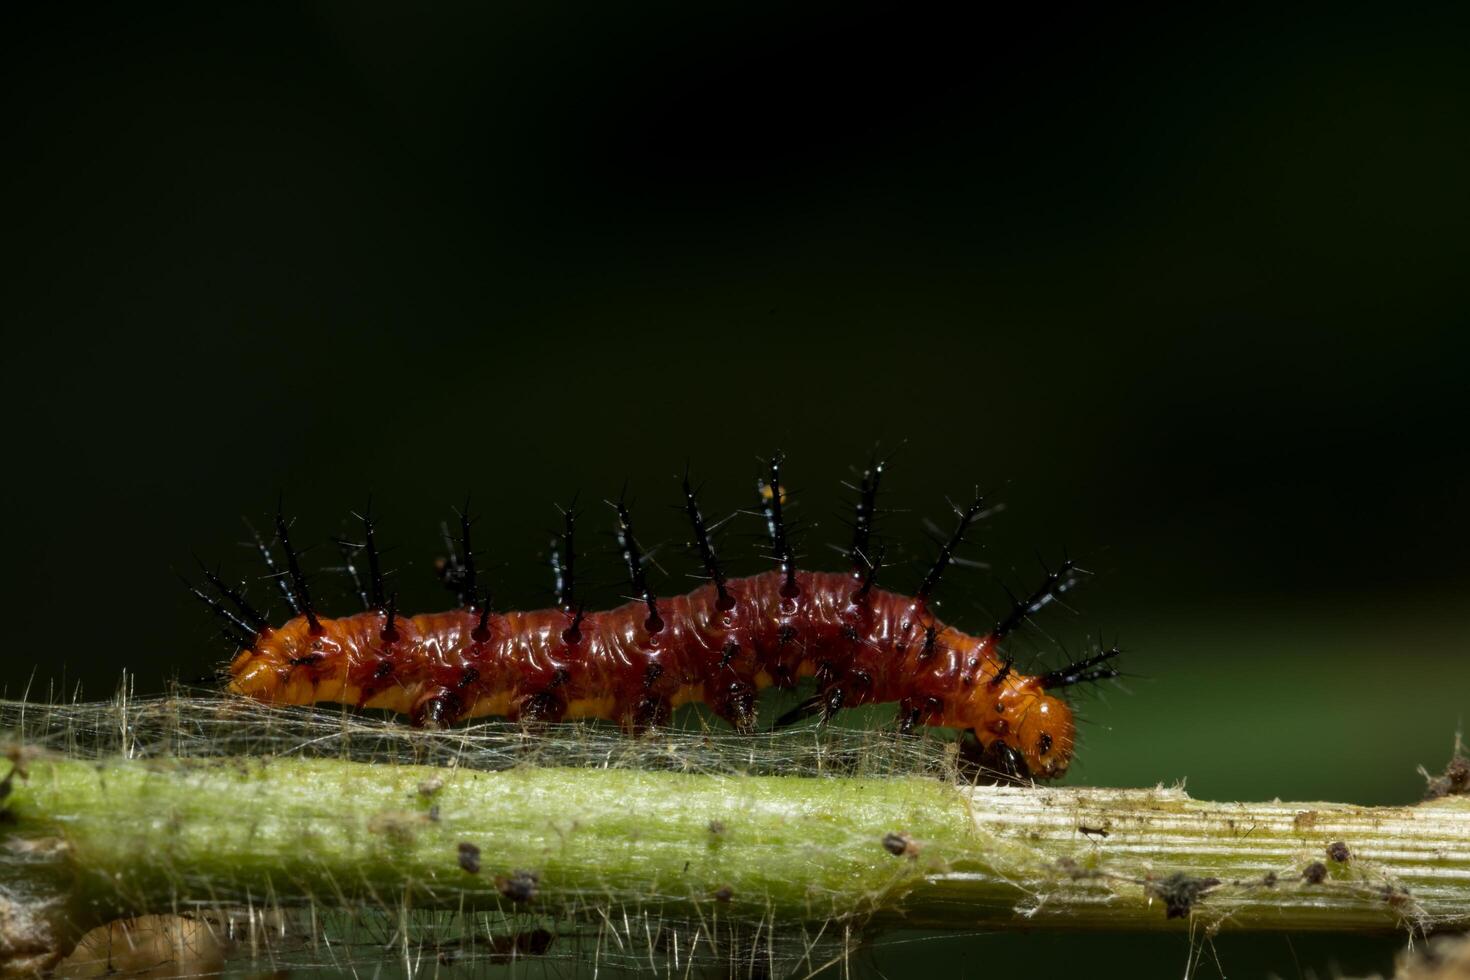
[960,645,1121,781]
[967,683,1076,781]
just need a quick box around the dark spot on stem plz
[1144,872,1221,919]
[882,831,919,858]
[1424,751,1469,800]
[497,869,540,903]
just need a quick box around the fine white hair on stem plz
[2,692,1468,978]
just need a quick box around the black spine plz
[195,559,268,630]
[989,658,1014,688]
[683,471,734,610]
[760,453,799,598]
[456,499,478,607]
[916,491,987,602]
[359,501,386,609]
[1038,646,1122,689]
[335,536,369,611]
[472,591,494,643]
[245,517,300,616]
[849,457,885,576]
[562,605,585,645]
[851,542,886,604]
[615,495,663,633]
[381,592,399,643]
[435,498,481,608]
[273,505,322,634]
[993,557,1079,639]
[181,574,256,647]
[552,503,577,613]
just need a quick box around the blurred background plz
[3,3,1467,976]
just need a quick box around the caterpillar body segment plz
[229,569,1088,779]
[207,460,1121,782]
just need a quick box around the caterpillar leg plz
[957,730,1032,785]
[515,691,567,725]
[411,690,466,730]
[708,680,758,734]
[772,688,841,729]
[896,696,944,736]
[628,696,672,733]
[772,663,877,730]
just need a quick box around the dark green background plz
[4,4,1467,976]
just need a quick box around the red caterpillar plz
[193,457,1119,781]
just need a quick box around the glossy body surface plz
[229,569,1077,778]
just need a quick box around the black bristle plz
[454,497,479,607]
[614,494,663,633]
[194,558,268,630]
[683,470,734,611]
[244,516,300,616]
[759,452,799,599]
[920,623,937,660]
[472,588,494,643]
[1038,646,1122,689]
[435,500,482,608]
[381,592,399,643]
[851,542,886,604]
[334,536,369,611]
[460,499,477,600]
[181,573,257,647]
[550,544,565,606]
[916,491,987,602]
[849,456,885,577]
[358,500,386,610]
[562,605,585,645]
[993,557,1080,639]
[989,657,1014,688]
[273,504,322,634]
[552,502,577,613]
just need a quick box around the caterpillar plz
[191,456,1120,781]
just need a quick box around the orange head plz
[999,685,1076,779]
[962,679,1076,780]
[955,644,1120,780]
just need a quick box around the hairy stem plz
[3,756,1466,974]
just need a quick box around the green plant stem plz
[3,758,1467,974]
